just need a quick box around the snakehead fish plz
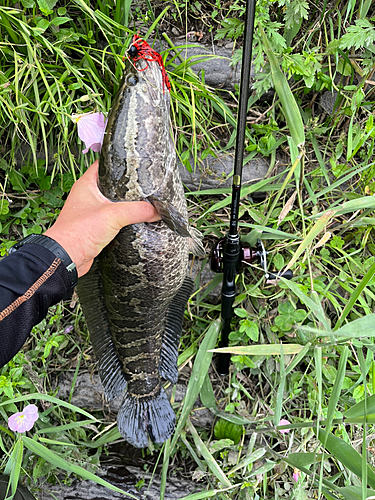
[77,37,204,448]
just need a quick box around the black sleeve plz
[0,243,71,368]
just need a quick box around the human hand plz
[44,160,160,277]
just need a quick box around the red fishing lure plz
[126,34,171,92]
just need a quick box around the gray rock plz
[190,259,221,302]
[40,465,200,500]
[169,41,255,91]
[56,374,214,429]
[319,90,339,114]
[56,371,122,413]
[179,152,268,191]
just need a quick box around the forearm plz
[0,244,71,368]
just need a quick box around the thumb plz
[108,200,161,230]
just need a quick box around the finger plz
[109,200,160,229]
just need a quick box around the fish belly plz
[77,220,192,448]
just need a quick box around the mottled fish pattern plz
[77,56,204,448]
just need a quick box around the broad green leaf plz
[335,314,375,338]
[315,429,375,488]
[214,419,243,444]
[22,437,138,498]
[211,343,303,356]
[37,0,57,14]
[51,17,70,26]
[337,486,375,500]
[345,394,375,421]
[338,486,375,500]
[279,280,331,331]
[287,452,323,467]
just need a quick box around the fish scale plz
[77,50,205,448]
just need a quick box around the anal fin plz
[77,259,127,401]
[159,276,194,384]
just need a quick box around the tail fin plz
[117,388,175,448]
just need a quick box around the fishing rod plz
[210,0,293,375]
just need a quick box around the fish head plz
[99,58,174,202]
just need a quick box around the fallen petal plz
[278,418,291,433]
[72,112,107,154]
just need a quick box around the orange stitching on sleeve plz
[0,258,61,322]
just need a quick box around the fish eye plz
[127,75,138,86]
[128,45,138,58]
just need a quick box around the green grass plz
[0,0,375,498]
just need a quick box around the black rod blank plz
[218,0,257,376]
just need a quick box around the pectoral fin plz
[148,195,191,237]
[148,195,206,256]
[188,227,206,257]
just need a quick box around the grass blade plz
[324,346,349,437]
[315,429,375,488]
[170,320,220,452]
[335,261,375,329]
[283,210,335,272]
[186,419,231,487]
[335,314,375,338]
[178,488,236,500]
[274,344,285,426]
[23,437,138,498]
[259,25,305,148]
[345,393,375,422]
[0,393,98,421]
[211,344,303,356]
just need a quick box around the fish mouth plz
[132,59,165,96]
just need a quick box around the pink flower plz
[278,418,291,433]
[8,404,39,433]
[71,112,107,154]
[293,468,300,482]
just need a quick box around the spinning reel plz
[211,237,293,281]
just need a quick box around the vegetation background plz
[0,0,375,498]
